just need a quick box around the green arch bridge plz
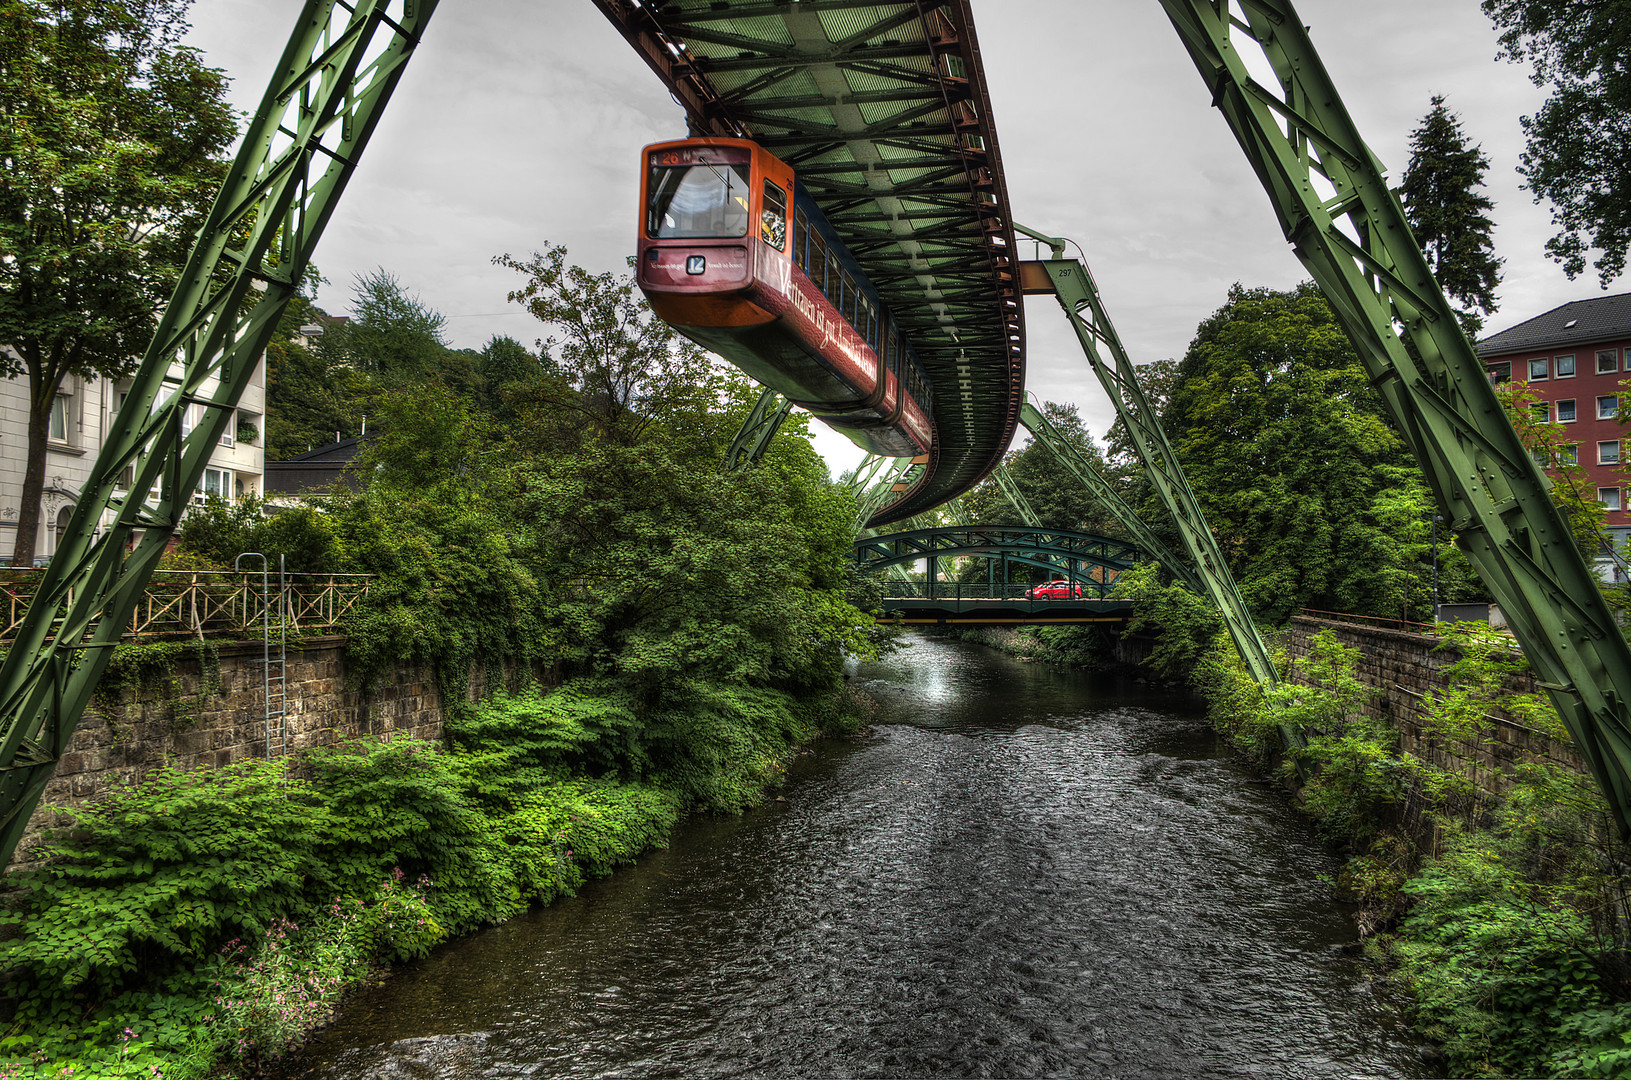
[854,526,1139,625]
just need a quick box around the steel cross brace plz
[1157,0,1631,833]
[1017,400,1203,596]
[1017,244,1280,691]
[0,0,441,867]
[722,386,795,472]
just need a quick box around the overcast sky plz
[185,1,1616,474]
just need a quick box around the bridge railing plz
[0,570,373,642]
[880,581,1119,601]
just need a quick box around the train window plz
[647,160,751,238]
[841,271,854,324]
[810,233,827,291]
[794,208,808,271]
[827,251,841,306]
[886,327,898,370]
[760,180,787,250]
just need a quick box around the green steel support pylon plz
[722,387,794,472]
[991,465,1043,529]
[1158,0,1631,834]
[1017,239,1279,691]
[846,456,918,534]
[1017,401,1203,596]
[0,0,440,867]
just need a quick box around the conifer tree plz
[1397,96,1503,335]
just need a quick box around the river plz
[275,632,1436,1078]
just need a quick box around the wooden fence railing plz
[0,571,372,642]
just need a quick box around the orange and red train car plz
[636,137,933,458]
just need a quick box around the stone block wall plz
[1288,615,1587,801]
[11,637,541,871]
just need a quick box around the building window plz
[1601,440,1622,465]
[1529,357,1549,380]
[1533,446,1551,467]
[1602,488,1623,512]
[48,394,70,443]
[1488,362,1511,384]
[1557,354,1576,378]
[1558,398,1577,422]
[1559,444,1580,465]
[1600,395,1619,420]
[193,467,226,505]
[1599,348,1621,374]
[54,505,73,550]
[1531,402,1550,423]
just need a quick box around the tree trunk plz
[10,357,60,569]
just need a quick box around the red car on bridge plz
[1024,580,1084,600]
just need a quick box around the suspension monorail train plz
[636,137,933,457]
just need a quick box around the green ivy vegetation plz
[90,639,222,744]
[1113,567,1631,1077]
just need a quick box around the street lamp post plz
[1432,514,1443,621]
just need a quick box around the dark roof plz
[1478,292,1631,356]
[277,435,374,463]
[264,436,374,495]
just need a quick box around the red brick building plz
[1478,293,1631,555]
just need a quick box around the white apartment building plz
[0,350,266,564]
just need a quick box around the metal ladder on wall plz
[235,553,288,758]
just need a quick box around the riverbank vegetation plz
[0,245,887,1076]
[1109,563,1631,1078]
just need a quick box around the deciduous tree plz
[0,0,235,564]
[495,244,714,447]
[1162,282,1481,623]
[1484,0,1631,286]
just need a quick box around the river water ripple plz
[275,633,1436,1079]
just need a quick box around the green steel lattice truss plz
[0,0,442,863]
[1158,0,1631,832]
[591,0,1026,524]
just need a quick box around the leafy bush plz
[0,726,696,1075]
[1393,837,1628,1077]
[176,494,338,573]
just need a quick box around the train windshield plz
[648,162,751,238]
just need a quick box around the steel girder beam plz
[1018,401,1204,596]
[0,0,439,867]
[1158,0,1631,833]
[1019,254,1279,690]
[722,387,795,471]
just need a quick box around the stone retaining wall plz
[11,637,540,871]
[1288,615,1587,799]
